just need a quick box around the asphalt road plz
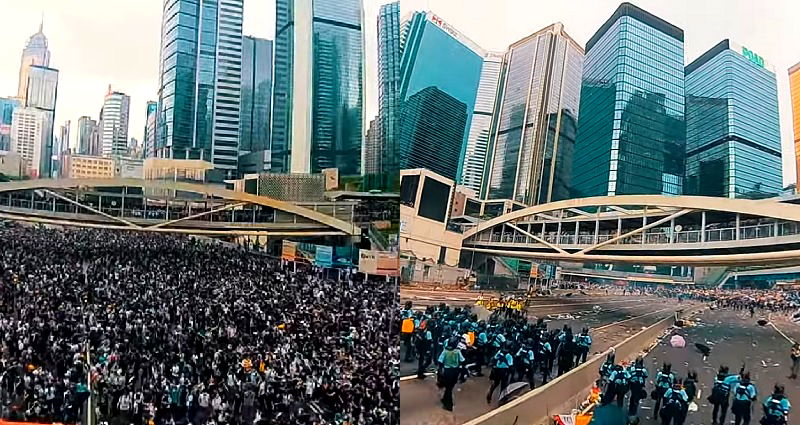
[399,290,686,425]
[635,308,800,425]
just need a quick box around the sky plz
[403,0,800,186]
[1,1,799,185]
[0,0,387,152]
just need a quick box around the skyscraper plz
[398,11,484,181]
[572,3,685,198]
[364,116,381,175]
[17,21,51,105]
[685,40,781,198]
[99,89,130,157]
[22,65,58,177]
[790,62,800,187]
[399,86,468,179]
[0,97,20,151]
[484,23,584,204]
[239,36,273,175]
[143,101,157,159]
[271,0,364,175]
[10,107,47,178]
[460,52,503,196]
[156,0,244,179]
[58,121,70,155]
[77,116,98,155]
[377,1,401,177]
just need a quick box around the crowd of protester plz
[650,287,800,315]
[400,302,591,410]
[0,223,398,424]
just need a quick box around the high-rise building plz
[0,97,20,151]
[77,116,98,155]
[10,107,47,178]
[685,40,782,199]
[23,65,58,177]
[399,86,468,179]
[143,101,157,159]
[17,21,51,105]
[129,137,141,158]
[99,89,130,157]
[398,11,485,181]
[59,121,70,153]
[460,52,503,196]
[484,24,584,205]
[790,62,800,187]
[239,36,273,175]
[364,116,382,175]
[572,3,685,198]
[156,0,244,179]
[271,0,364,175]
[377,1,401,177]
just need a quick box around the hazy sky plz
[403,0,800,186]
[0,0,387,151]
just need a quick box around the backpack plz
[612,371,629,392]
[708,380,730,404]
[766,396,786,418]
[657,373,672,389]
[630,368,646,385]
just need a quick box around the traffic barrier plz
[464,308,697,425]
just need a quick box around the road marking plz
[594,307,677,331]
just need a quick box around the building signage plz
[426,12,485,56]
[742,46,764,68]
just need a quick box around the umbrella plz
[498,382,529,404]
[670,335,686,348]
[757,319,769,326]
[695,343,711,357]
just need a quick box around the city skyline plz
[401,0,800,186]
[0,0,388,157]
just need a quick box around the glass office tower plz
[0,97,20,151]
[572,2,685,198]
[460,52,503,195]
[398,11,484,181]
[685,40,782,198]
[377,1,401,177]
[239,36,273,175]
[156,0,244,179]
[399,87,468,179]
[272,0,364,175]
[484,23,584,204]
[77,116,98,156]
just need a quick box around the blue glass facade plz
[0,97,20,151]
[572,3,686,198]
[399,11,484,181]
[311,0,363,174]
[156,0,243,179]
[271,0,364,175]
[239,36,273,174]
[398,87,468,179]
[684,40,782,198]
[377,1,401,177]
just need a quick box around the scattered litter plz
[688,402,698,412]
[761,360,768,367]
[773,363,781,367]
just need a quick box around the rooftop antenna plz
[39,12,44,33]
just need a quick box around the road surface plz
[399,289,686,425]
[636,308,800,425]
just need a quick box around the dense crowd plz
[0,224,399,424]
[400,302,591,410]
[653,287,800,314]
